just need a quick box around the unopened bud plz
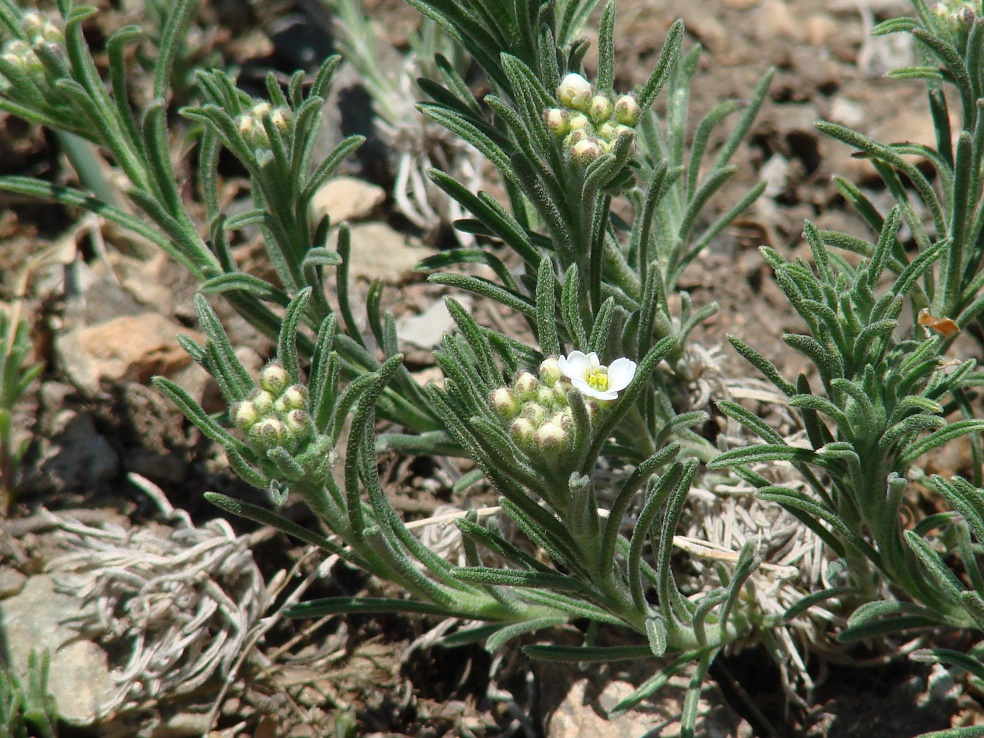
[259,362,290,395]
[521,402,548,426]
[544,107,570,137]
[275,384,308,414]
[588,95,613,123]
[553,379,573,404]
[269,106,292,131]
[490,388,521,420]
[539,357,562,386]
[283,409,314,440]
[535,421,568,455]
[566,128,589,147]
[568,113,591,131]
[21,12,44,40]
[232,401,259,432]
[557,73,593,111]
[550,409,574,431]
[251,101,272,119]
[571,138,603,163]
[510,417,537,449]
[249,417,284,447]
[513,372,539,401]
[251,390,275,414]
[40,21,63,44]
[613,93,641,126]
[536,386,556,407]
[237,114,259,140]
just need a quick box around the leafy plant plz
[6,0,984,734]
[0,650,59,738]
[0,305,42,515]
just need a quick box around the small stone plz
[759,0,805,44]
[328,222,436,283]
[548,678,751,738]
[30,411,120,493]
[397,296,472,349]
[0,567,27,597]
[0,574,112,725]
[58,313,203,396]
[309,176,386,225]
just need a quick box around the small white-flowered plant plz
[558,351,637,401]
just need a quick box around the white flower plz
[557,351,637,401]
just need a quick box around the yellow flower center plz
[585,367,609,391]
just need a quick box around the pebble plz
[328,222,436,283]
[309,176,386,225]
[0,574,112,725]
[57,313,202,397]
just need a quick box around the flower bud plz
[613,93,641,126]
[283,409,314,441]
[21,12,44,40]
[544,107,570,137]
[269,106,292,131]
[565,128,589,147]
[557,73,593,111]
[490,388,521,420]
[521,402,548,427]
[251,101,272,119]
[553,379,573,405]
[568,113,591,131]
[571,138,603,164]
[535,421,568,455]
[237,114,259,140]
[249,417,284,448]
[275,384,308,414]
[232,401,259,432]
[2,40,28,68]
[513,372,539,401]
[588,95,613,124]
[535,385,556,408]
[40,21,63,44]
[251,390,275,414]
[539,357,562,386]
[259,362,290,395]
[510,417,537,449]
[550,409,574,431]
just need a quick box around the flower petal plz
[559,351,591,381]
[570,378,618,401]
[606,358,637,392]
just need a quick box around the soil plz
[2,0,984,736]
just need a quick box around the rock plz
[547,678,751,738]
[397,296,472,349]
[310,177,386,225]
[28,407,120,494]
[0,574,113,725]
[829,105,952,183]
[57,313,203,396]
[759,0,805,44]
[828,97,865,129]
[0,567,26,597]
[328,222,436,283]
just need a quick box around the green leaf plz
[523,644,654,662]
[284,596,485,620]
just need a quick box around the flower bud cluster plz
[232,362,314,456]
[491,358,598,459]
[546,73,641,163]
[236,101,293,151]
[1,12,64,81]
[933,1,979,28]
